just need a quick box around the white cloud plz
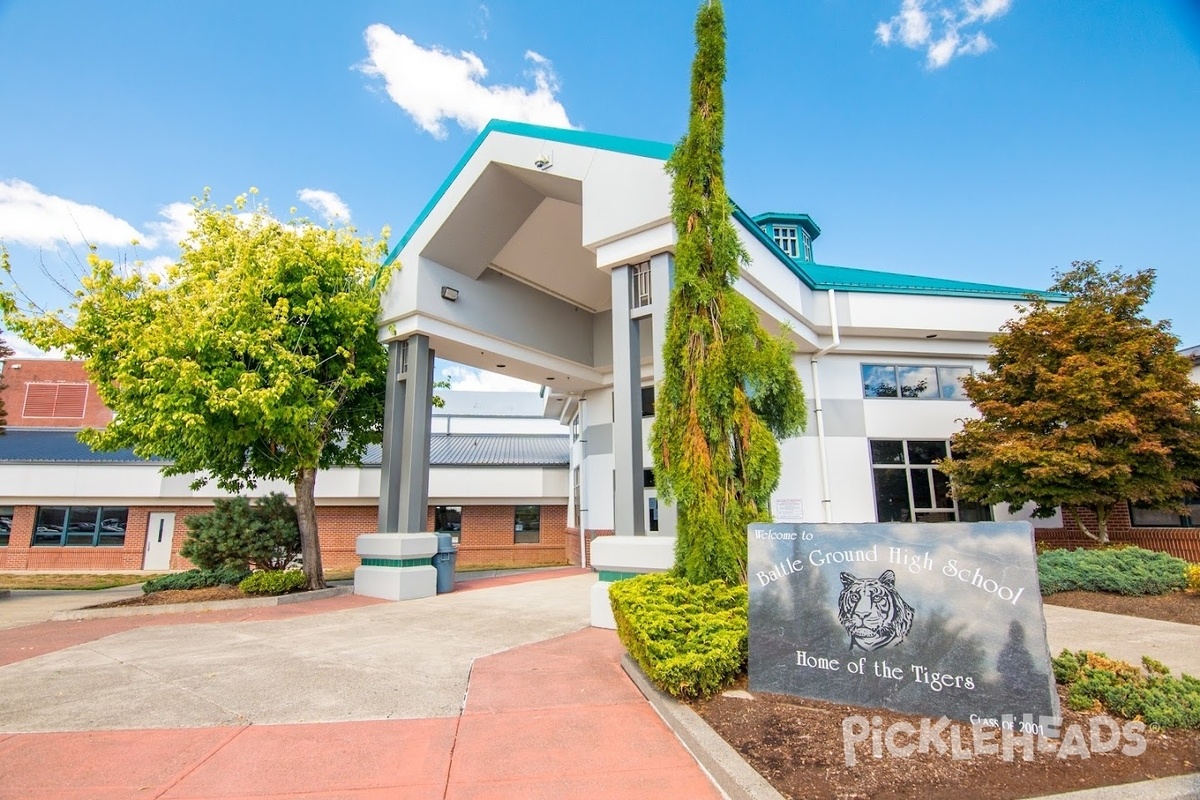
[357,23,575,139]
[0,179,147,249]
[144,202,195,249]
[1,331,63,360]
[875,0,1012,69]
[440,364,541,392]
[298,188,351,223]
[472,4,490,40]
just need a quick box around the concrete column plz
[377,334,435,533]
[611,265,645,536]
[648,252,678,538]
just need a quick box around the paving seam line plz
[50,586,353,621]
[619,654,783,800]
[151,724,249,800]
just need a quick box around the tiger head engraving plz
[838,570,915,652]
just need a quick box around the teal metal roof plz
[381,119,1058,302]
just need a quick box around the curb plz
[620,654,785,800]
[621,655,1199,800]
[0,589,9,599]
[1031,773,1200,799]
[50,586,353,620]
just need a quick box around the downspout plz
[577,398,588,569]
[810,289,841,523]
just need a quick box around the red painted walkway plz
[0,570,720,799]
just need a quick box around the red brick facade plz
[0,360,113,429]
[565,528,615,567]
[1033,503,1200,562]
[0,502,570,572]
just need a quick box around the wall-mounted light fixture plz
[440,286,459,301]
[534,151,553,171]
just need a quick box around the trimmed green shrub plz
[609,573,747,699]
[239,570,307,596]
[1038,546,1187,596]
[1053,649,1200,729]
[142,566,250,594]
[180,493,302,572]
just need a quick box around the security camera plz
[534,153,552,170]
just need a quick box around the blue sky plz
[1,0,1198,388]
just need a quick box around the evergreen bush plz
[609,573,747,699]
[180,493,302,572]
[1038,546,1187,595]
[142,566,250,594]
[238,569,307,595]
[1053,649,1200,729]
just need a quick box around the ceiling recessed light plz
[496,364,506,368]
[925,334,938,339]
[546,377,555,381]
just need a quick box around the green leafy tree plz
[942,261,1200,543]
[1,191,394,588]
[651,0,807,586]
[0,327,13,433]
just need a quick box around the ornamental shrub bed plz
[180,493,302,572]
[142,566,251,594]
[1037,546,1187,596]
[1187,563,1200,594]
[239,569,308,595]
[608,573,747,699]
[1053,649,1200,729]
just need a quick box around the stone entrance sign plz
[748,522,1060,728]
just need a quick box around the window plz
[861,364,972,400]
[514,505,541,544]
[869,441,989,523]
[772,225,799,258]
[1129,498,1200,528]
[23,383,88,418]
[0,506,13,547]
[641,386,655,418]
[435,506,462,543]
[570,413,580,442]
[631,261,652,308]
[643,468,656,488]
[32,506,128,546]
[801,229,813,261]
[648,497,659,532]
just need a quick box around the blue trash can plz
[433,532,458,593]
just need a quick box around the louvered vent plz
[22,383,88,418]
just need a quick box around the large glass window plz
[0,506,13,546]
[772,225,799,258]
[435,506,462,543]
[33,506,128,547]
[1129,498,1200,528]
[862,365,973,400]
[514,505,541,544]
[869,441,989,523]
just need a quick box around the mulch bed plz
[695,591,1200,799]
[86,586,248,608]
[694,682,1200,800]
[1042,590,1200,627]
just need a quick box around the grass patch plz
[0,573,171,591]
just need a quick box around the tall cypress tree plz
[652,0,807,585]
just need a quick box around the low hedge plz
[1038,546,1187,596]
[239,569,308,596]
[142,566,251,594]
[608,573,747,700]
[1053,649,1200,729]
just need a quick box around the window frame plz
[868,440,990,524]
[514,505,541,544]
[31,505,129,547]
[861,363,973,401]
[1128,498,1200,528]
[0,506,13,547]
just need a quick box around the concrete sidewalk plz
[0,573,1196,799]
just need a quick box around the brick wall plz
[0,360,113,429]
[1033,503,1200,562]
[566,527,614,567]
[0,502,569,572]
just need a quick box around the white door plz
[143,512,176,570]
